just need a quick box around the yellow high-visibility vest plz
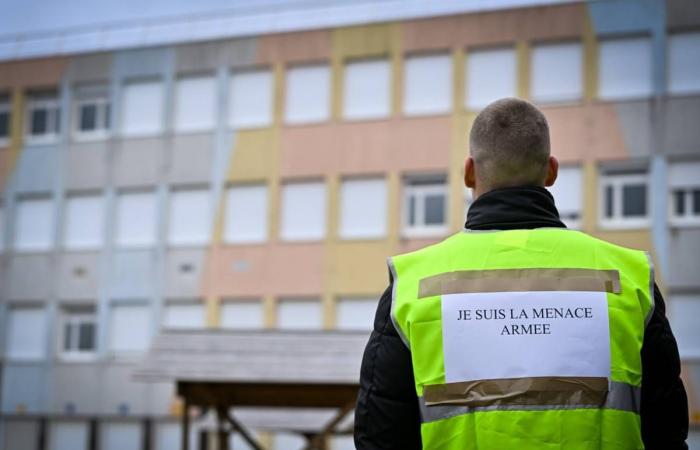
[389,228,654,450]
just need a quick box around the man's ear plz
[464,157,476,188]
[544,156,559,187]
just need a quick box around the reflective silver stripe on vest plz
[419,380,640,423]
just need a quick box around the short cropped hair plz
[469,98,550,189]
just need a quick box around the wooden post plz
[182,399,190,450]
[88,418,99,450]
[37,417,47,450]
[143,418,153,450]
[216,407,229,450]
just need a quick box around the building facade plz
[0,0,699,448]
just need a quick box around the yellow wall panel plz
[332,23,400,60]
[226,129,278,182]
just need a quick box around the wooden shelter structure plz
[133,330,369,450]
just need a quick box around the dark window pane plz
[605,185,614,218]
[0,111,9,138]
[622,184,647,217]
[79,104,97,131]
[78,323,95,351]
[424,194,445,225]
[693,189,700,215]
[31,109,47,135]
[64,324,73,350]
[673,190,686,216]
[408,196,416,225]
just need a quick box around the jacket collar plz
[465,186,566,231]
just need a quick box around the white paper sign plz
[441,291,610,383]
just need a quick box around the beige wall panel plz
[67,53,112,82]
[204,243,324,298]
[227,129,277,182]
[398,237,445,254]
[333,23,399,59]
[0,148,11,193]
[0,57,68,89]
[280,117,451,177]
[258,30,332,64]
[541,104,629,164]
[176,38,258,72]
[326,242,394,295]
[402,4,586,52]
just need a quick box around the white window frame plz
[161,300,206,330]
[667,32,700,96]
[339,178,387,240]
[224,184,269,244]
[402,178,449,238]
[13,196,55,252]
[220,299,265,330]
[107,301,152,358]
[167,188,212,247]
[120,79,165,137]
[599,172,650,229]
[342,58,391,121]
[403,53,452,116]
[72,89,110,141]
[276,298,323,330]
[0,98,10,146]
[279,181,327,242]
[25,94,60,144]
[668,161,700,228]
[5,304,47,361]
[530,41,583,104]
[335,297,378,331]
[173,74,217,133]
[58,305,97,361]
[228,69,274,129]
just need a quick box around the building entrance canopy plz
[134,330,368,450]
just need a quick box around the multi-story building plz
[0,0,699,448]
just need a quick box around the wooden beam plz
[224,411,264,450]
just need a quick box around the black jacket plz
[354,186,689,450]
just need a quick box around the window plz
[174,75,217,132]
[668,32,700,95]
[0,95,10,144]
[108,303,151,354]
[599,37,652,100]
[670,295,700,358]
[220,300,264,329]
[101,423,141,450]
[277,299,322,330]
[336,297,377,330]
[669,161,700,227]
[466,47,516,110]
[343,59,391,120]
[115,191,157,247]
[73,84,110,140]
[121,80,164,136]
[285,65,331,124]
[403,54,452,116]
[531,42,582,103]
[162,301,206,329]
[6,305,46,360]
[224,185,268,244]
[339,178,387,239]
[49,422,88,450]
[548,166,583,228]
[229,69,273,129]
[280,181,326,241]
[167,189,212,246]
[63,194,104,249]
[14,197,54,251]
[403,176,448,237]
[599,171,650,229]
[26,91,60,142]
[59,305,97,359]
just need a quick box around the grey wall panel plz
[175,38,257,73]
[1,365,46,413]
[14,145,57,194]
[664,97,700,156]
[67,53,112,83]
[50,364,101,414]
[113,47,174,79]
[112,138,163,188]
[108,250,157,299]
[163,248,205,299]
[7,254,52,300]
[668,229,700,289]
[100,364,149,415]
[614,101,654,158]
[57,252,100,300]
[167,134,213,185]
[144,381,176,415]
[667,0,700,30]
[2,420,39,450]
[64,141,109,190]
